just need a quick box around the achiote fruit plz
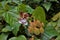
[28,20,44,35]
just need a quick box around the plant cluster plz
[0,0,60,40]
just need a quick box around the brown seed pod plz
[28,20,44,35]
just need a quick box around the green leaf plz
[57,18,60,27]
[52,12,60,21]
[7,0,22,4]
[9,7,19,14]
[0,25,4,32]
[32,6,46,23]
[0,10,4,16]
[46,22,57,29]
[55,35,60,40]
[55,26,60,33]
[26,5,34,14]
[41,33,50,40]
[41,30,58,40]
[18,4,34,13]
[2,25,12,32]
[42,2,52,11]
[35,37,41,40]
[3,11,18,26]
[41,22,58,40]
[49,0,58,2]
[4,4,11,11]
[9,37,17,40]
[45,22,58,35]
[17,35,27,40]
[0,2,2,8]
[9,35,27,40]
[18,4,27,12]
[55,19,60,33]
[3,11,20,35]
[12,22,21,36]
[0,33,8,40]
[1,1,8,8]
[1,1,6,7]
[33,0,42,3]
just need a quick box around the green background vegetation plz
[0,0,60,40]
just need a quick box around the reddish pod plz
[24,13,29,18]
[20,12,24,18]
[19,12,31,25]
[20,12,32,19]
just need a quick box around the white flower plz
[18,18,28,25]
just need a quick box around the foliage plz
[9,35,27,40]
[0,33,8,40]
[0,0,60,40]
[32,6,46,23]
